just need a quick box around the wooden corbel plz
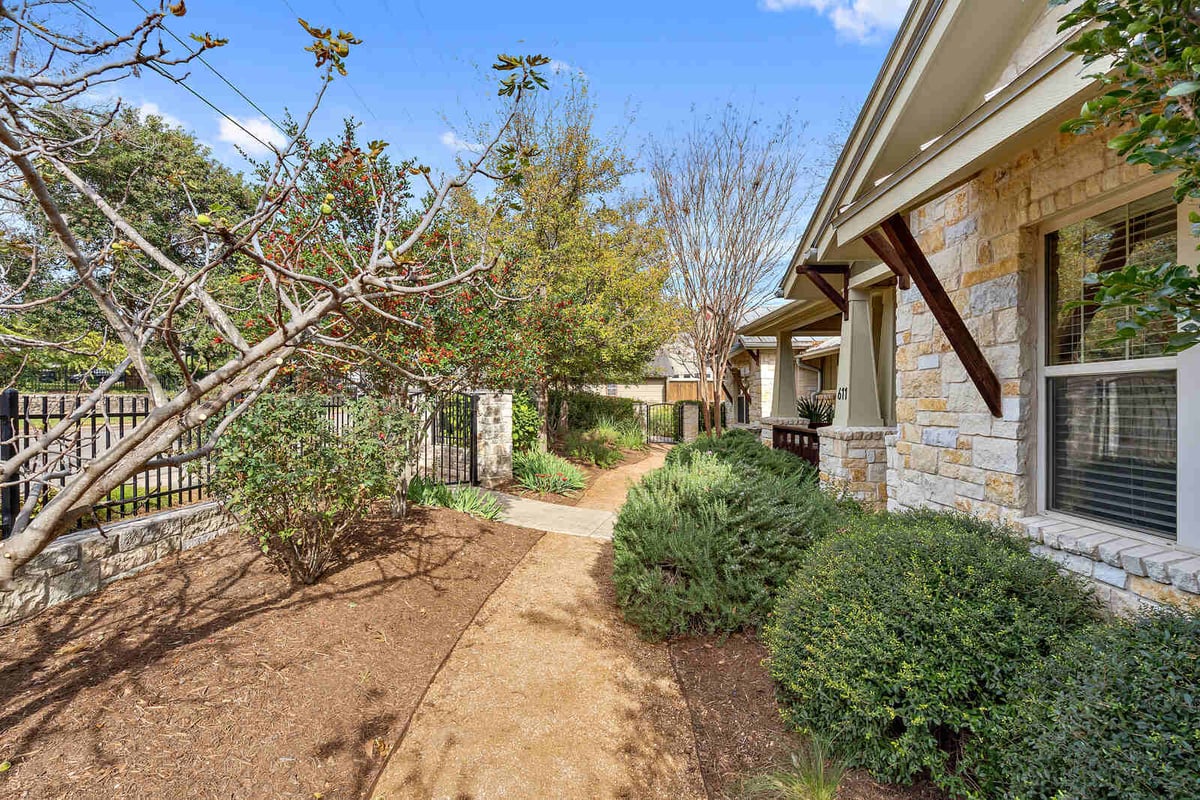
[794,263,850,318]
[865,213,1002,418]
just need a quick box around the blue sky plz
[96,0,909,183]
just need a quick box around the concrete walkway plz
[490,493,617,539]
[371,447,705,800]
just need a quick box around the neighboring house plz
[588,338,702,405]
[750,1,1200,612]
[798,337,840,403]
[724,336,825,425]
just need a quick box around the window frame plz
[1035,180,1182,542]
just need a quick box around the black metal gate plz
[416,392,479,485]
[646,403,679,443]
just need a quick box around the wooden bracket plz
[868,214,1002,418]
[861,230,911,290]
[795,264,849,318]
[747,348,761,367]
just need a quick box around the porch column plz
[834,288,885,427]
[874,288,897,426]
[771,331,797,417]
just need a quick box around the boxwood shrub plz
[967,609,1200,800]
[764,510,1098,794]
[613,431,848,640]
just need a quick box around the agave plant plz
[796,395,835,427]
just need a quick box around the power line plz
[127,0,289,136]
[67,0,280,155]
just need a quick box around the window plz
[1044,192,1178,538]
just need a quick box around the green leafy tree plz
[1055,0,1200,350]
[0,0,550,590]
[471,80,679,442]
[2,107,257,383]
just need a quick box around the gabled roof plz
[800,337,841,362]
[779,0,1095,298]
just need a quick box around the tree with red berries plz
[0,1,549,589]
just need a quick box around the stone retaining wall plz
[1,502,236,627]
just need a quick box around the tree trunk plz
[535,379,551,451]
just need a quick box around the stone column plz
[475,392,513,488]
[771,332,797,417]
[817,426,891,508]
[834,288,885,428]
[681,403,700,442]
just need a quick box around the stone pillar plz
[771,332,797,417]
[817,426,891,508]
[475,392,512,488]
[834,288,885,428]
[681,403,700,442]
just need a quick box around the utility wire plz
[127,0,290,136]
[67,0,281,155]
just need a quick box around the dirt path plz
[371,447,705,800]
[576,444,670,511]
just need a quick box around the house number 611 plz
[837,387,848,401]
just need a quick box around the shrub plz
[565,430,624,468]
[550,390,640,431]
[407,476,503,521]
[589,415,647,450]
[211,393,383,584]
[613,434,847,639]
[512,392,541,452]
[765,510,1099,793]
[967,609,1200,800]
[670,427,812,479]
[513,448,587,495]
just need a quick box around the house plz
[588,338,702,404]
[798,336,840,404]
[754,1,1200,612]
[724,335,824,425]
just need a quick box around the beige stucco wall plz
[887,126,1155,523]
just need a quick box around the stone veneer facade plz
[877,125,1200,611]
[889,126,1146,522]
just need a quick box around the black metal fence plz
[426,393,478,486]
[0,389,479,539]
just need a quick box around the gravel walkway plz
[370,448,705,800]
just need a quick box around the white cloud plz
[216,115,287,157]
[547,59,586,77]
[137,101,187,131]
[760,0,910,43]
[439,130,482,153]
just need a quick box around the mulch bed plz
[0,509,543,800]
[500,446,655,507]
[670,633,948,800]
